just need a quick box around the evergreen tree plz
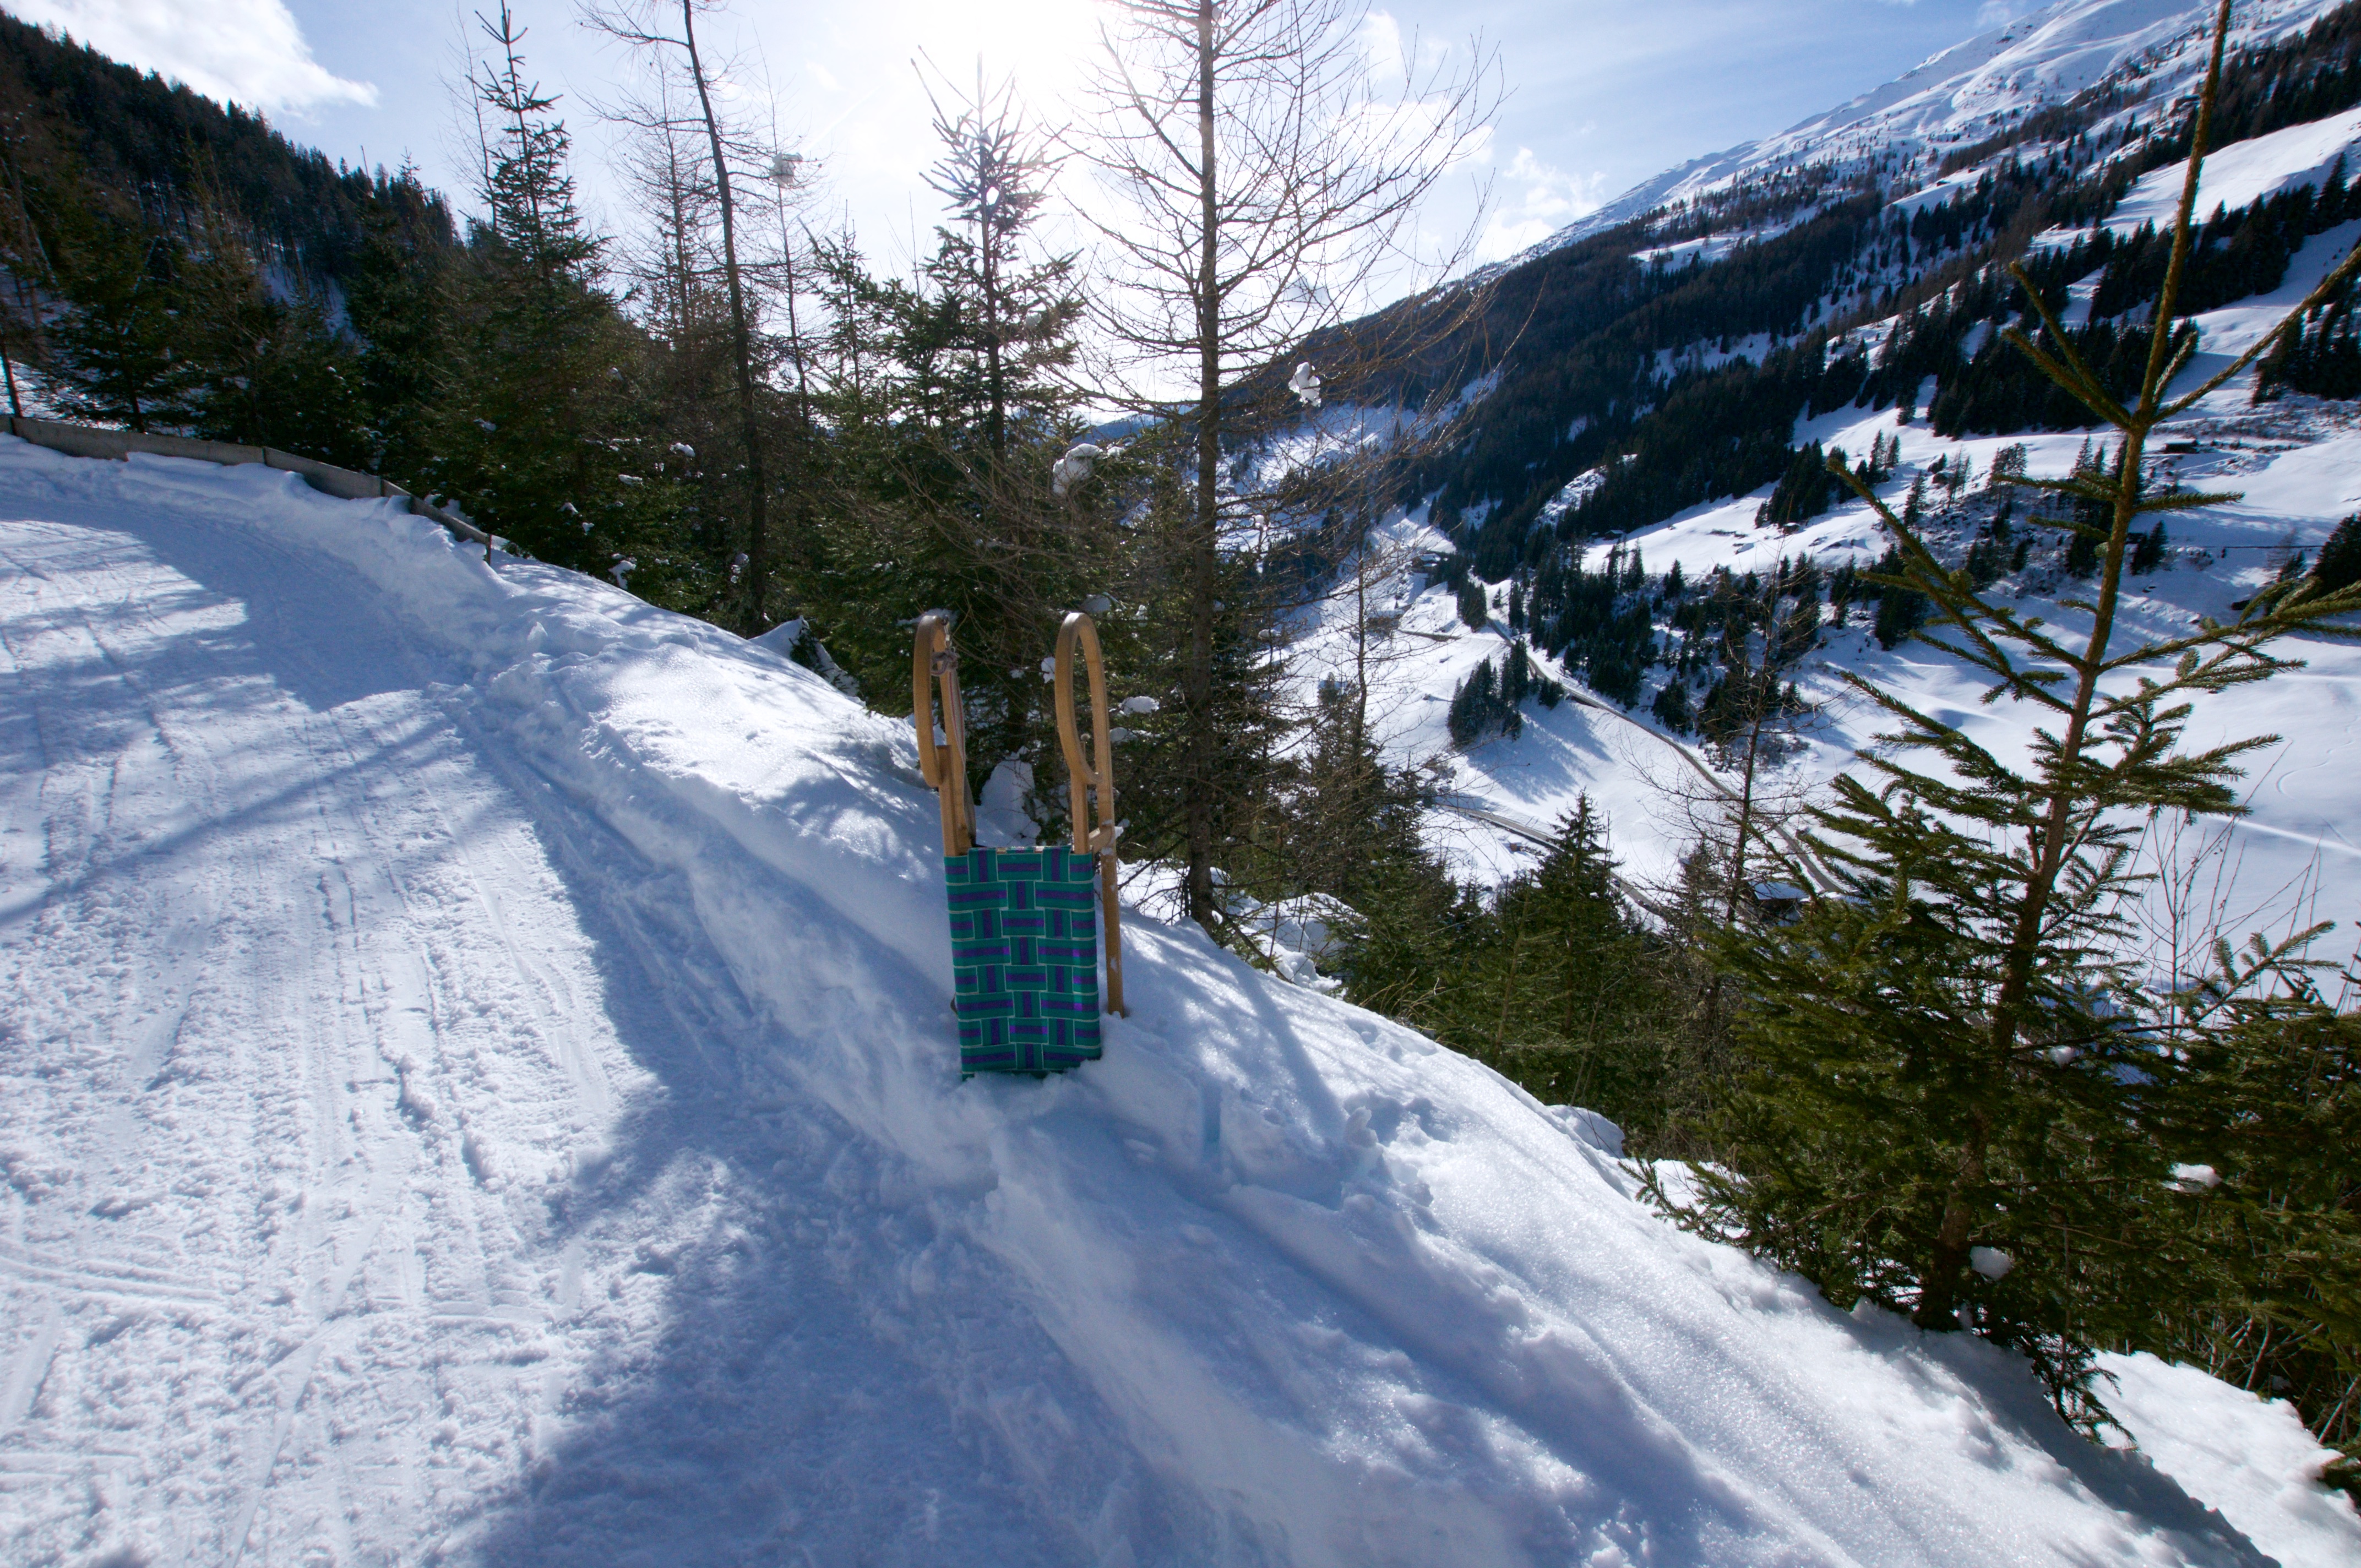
[1446,655,1514,745]
[1760,440,1835,528]
[2063,439,2109,576]
[344,171,451,484]
[790,157,1097,811]
[905,68,1089,780]
[1650,676,1694,733]
[1775,585,1823,665]
[2256,294,2361,399]
[2146,940,2361,1490]
[1669,0,2361,1422]
[1457,575,1489,630]
[17,176,191,431]
[175,197,368,462]
[1868,545,1927,649]
[1282,677,1449,918]
[1346,795,1717,1152]
[2315,513,2361,596]
[1472,799,1663,1113]
[429,6,690,591]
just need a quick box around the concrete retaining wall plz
[2,415,505,552]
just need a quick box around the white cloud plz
[10,0,377,115]
[1361,9,1406,81]
[1476,144,1607,262]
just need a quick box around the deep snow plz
[0,442,2353,1563]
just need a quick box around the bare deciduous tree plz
[1080,0,1498,929]
[584,0,778,625]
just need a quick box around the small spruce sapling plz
[1665,0,2361,1421]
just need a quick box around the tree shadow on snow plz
[421,747,1120,1565]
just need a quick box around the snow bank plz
[0,439,2346,1564]
[2100,1352,2361,1568]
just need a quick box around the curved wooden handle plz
[913,613,948,788]
[913,612,972,857]
[1054,611,1125,1014]
[1054,613,1117,848]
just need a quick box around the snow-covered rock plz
[974,758,1042,848]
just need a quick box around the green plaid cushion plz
[946,846,1104,1074]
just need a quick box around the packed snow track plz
[0,441,2349,1566]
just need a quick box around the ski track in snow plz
[0,456,1076,1566]
[0,500,644,1563]
[0,443,2349,1565]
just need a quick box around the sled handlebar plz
[913,612,973,858]
[1055,611,1125,1016]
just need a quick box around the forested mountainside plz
[1355,0,2361,581]
[0,9,727,616]
[1228,1,2361,1480]
[0,12,454,290]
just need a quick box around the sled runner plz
[1053,611,1126,1017]
[916,612,1111,1076]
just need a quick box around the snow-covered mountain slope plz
[2099,1352,2361,1568]
[1297,205,2361,940]
[2,443,2354,1564]
[2099,102,2361,235]
[1521,0,2342,265]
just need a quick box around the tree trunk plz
[1723,658,1766,930]
[679,0,773,629]
[1493,925,1525,1054]
[1939,2,2232,1322]
[1184,0,1220,930]
[1928,428,2146,1323]
[1352,526,1369,755]
[1913,1105,1988,1328]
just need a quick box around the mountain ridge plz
[1508,0,2337,270]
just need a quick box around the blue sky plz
[5,0,2034,269]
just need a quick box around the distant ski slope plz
[1,444,2353,1563]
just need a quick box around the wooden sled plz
[916,612,1111,1076]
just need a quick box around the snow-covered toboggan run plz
[0,437,2352,1565]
